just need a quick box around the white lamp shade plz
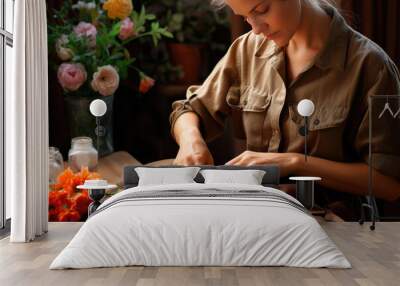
[297,99,315,117]
[89,99,107,117]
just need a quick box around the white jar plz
[68,137,98,172]
[49,147,64,184]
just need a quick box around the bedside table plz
[278,183,344,222]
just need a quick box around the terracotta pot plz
[167,42,205,84]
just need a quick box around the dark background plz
[47,0,400,165]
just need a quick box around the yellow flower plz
[103,0,133,20]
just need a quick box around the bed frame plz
[123,165,280,189]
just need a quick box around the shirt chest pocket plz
[226,86,272,111]
[288,103,349,130]
[288,102,350,160]
[226,86,272,146]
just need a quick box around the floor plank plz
[1,222,400,286]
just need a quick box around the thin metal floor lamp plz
[360,95,400,230]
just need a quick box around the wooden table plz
[1,222,399,286]
[96,151,142,186]
[96,151,175,187]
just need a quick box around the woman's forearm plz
[293,156,400,201]
[172,112,215,165]
[172,112,203,146]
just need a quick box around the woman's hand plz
[225,151,302,177]
[172,112,214,166]
[173,130,214,166]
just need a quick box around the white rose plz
[86,2,96,10]
[55,35,73,61]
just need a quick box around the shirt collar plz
[314,6,350,71]
[254,6,350,71]
[255,37,282,59]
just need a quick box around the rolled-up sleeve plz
[169,34,247,142]
[353,60,400,180]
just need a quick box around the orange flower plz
[49,190,62,209]
[139,76,155,94]
[58,190,72,208]
[77,166,100,182]
[49,190,74,221]
[49,209,59,222]
[53,167,75,191]
[72,192,92,217]
[103,0,133,20]
[49,167,100,222]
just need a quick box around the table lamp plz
[291,99,321,210]
[77,179,117,216]
[297,99,315,162]
[89,99,107,154]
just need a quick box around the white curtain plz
[7,0,49,242]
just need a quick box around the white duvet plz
[50,183,351,269]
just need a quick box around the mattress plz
[49,183,351,269]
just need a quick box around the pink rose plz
[57,63,87,92]
[91,65,120,96]
[73,22,97,47]
[119,18,136,40]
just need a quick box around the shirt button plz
[314,119,320,125]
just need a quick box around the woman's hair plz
[314,0,338,9]
[210,0,338,10]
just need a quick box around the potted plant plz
[48,0,172,156]
[148,0,230,84]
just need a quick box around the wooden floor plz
[0,222,399,286]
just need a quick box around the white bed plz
[50,183,351,269]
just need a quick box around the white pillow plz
[135,167,201,186]
[200,169,266,185]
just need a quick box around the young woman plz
[169,0,400,213]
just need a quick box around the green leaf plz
[110,22,122,37]
[145,14,156,20]
[159,28,173,39]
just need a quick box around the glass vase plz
[49,147,64,185]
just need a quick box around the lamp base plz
[88,189,106,216]
[296,181,314,209]
[289,177,322,210]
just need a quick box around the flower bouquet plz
[48,0,172,156]
[49,0,172,95]
[49,167,101,222]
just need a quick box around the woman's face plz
[226,0,303,47]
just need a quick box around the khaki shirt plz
[170,7,400,180]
